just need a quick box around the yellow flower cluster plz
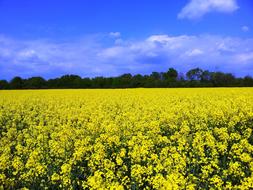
[0,88,253,189]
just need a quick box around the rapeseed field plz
[0,89,253,189]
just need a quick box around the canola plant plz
[0,88,253,189]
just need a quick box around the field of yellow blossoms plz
[1,88,253,189]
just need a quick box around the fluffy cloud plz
[242,26,249,32]
[185,49,204,56]
[178,0,239,20]
[1,33,253,80]
[109,32,121,38]
[236,52,253,62]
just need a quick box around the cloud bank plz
[1,33,253,80]
[178,0,239,20]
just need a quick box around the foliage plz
[186,68,203,81]
[0,88,253,189]
[1,68,253,89]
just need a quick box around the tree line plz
[1,68,253,89]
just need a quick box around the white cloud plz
[18,49,37,58]
[147,35,172,43]
[235,52,253,62]
[98,46,126,58]
[242,26,249,32]
[1,33,253,79]
[178,0,239,20]
[185,49,204,56]
[109,32,121,38]
[217,42,235,52]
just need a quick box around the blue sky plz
[0,0,253,79]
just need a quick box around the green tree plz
[200,70,211,82]
[10,76,24,89]
[210,72,235,87]
[186,68,203,81]
[163,68,178,81]
[243,76,253,87]
[0,80,9,89]
[131,74,144,87]
[59,75,82,88]
[25,77,46,89]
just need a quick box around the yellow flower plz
[1,88,253,189]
